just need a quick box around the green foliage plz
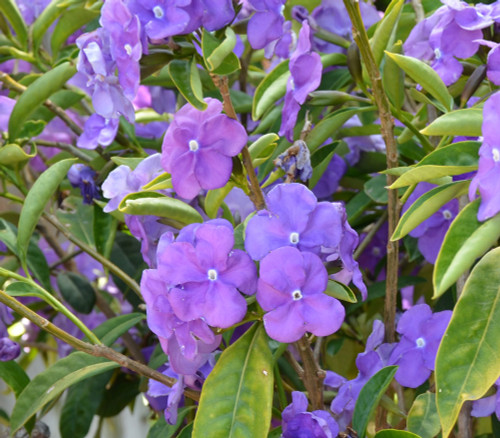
[168,59,207,110]
[407,392,441,438]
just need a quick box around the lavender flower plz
[161,98,248,200]
[247,0,286,51]
[312,154,347,199]
[389,304,452,388]
[257,246,345,343]
[77,114,119,150]
[282,391,339,437]
[67,164,100,205]
[471,378,500,420]
[0,337,20,361]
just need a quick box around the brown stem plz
[295,337,326,410]
[210,74,267,210]
[343,0,400,343]
[0,289,199,401]
[34,139,92,162]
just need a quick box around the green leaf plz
[0,0,27,47]
[90,313,146,347]
[60,370,112,438]
[420,108,482,137]
[32,0,71,54]
[309,141,341,189]
[352,366,398,438]
[0,143,37,166]
[325,279,357,303]
[436,247,500,438]
[205,183,235,219]
[252,60,290,121]
[385,52,453,111]
[110,156,145,169]
[370,0,404,66]
[178,423,194,438]
[5,281,43,298]
[345,191,372,225]
[9,62,76,140]
[374,430,421,438]
[142,172,173,191]
[407,392,441,438]
[118,192,203,227]
[57,196,95,247]
[17,158,77,263]
[391,181,470,241]
[193,323,274,438]
[383,42,405,110]
[147,407,196,438]
[202,28,240,75]
[57,272,96,314]
[93,204,114,256]
[97,373,140,417]
[0,361,30,398]
[249,133,279,166]
[364,174,389,204]
[168,59,207,110]
[433,200,500,297]
[10,352,120,433]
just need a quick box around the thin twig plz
[34,139,92,162]
[295,337,326,410]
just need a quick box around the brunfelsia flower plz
[67,164,100,205]
[257,246,345,343]
[247,0,286,50]
[389,304,452,388]
[0,337,20,361]
[157,220,257,329]
[161,98,248,199]
[282,391,339,438]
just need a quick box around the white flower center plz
[289,232,300,244]
[416,337,426,348]
[493,148,500,162]
[434,48,442,60]
[189,139,199,152]
[292,289,303,301]
[207,269,218,281]
[153,5,164,18]
[442,209,452,220]
[124,44,132,56]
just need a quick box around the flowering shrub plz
[0,0,499,436]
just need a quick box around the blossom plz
[257,246,345,343]
[247,0,286,50]
[67,164,100,205]
[389,304,452,388]
[0,337,20,361]
[77,114,119,150]
[161,98,248,199]
[312,154,347,199]
[157,220,257,328]
[471,378,500,420]
[282,391,339,438]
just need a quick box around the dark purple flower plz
[389,304,452,388]
[257,246,344,343]
[282,391,339,438]
[67,164,100,205]
[161,98,248,200]
[0,337,20,361]
[157,220,257,328]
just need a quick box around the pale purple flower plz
[161,98,248,200]
[15,0,50,25]
[157,220,257,328]
[247,0,286,50]
[257,246,344,343]
[0,96,15,132]
[0,338,20,361]
[67,164,100,205]
[471,378,500,420]
[282,391,339,438]
[77,114,119,150]
[389,304,452,388]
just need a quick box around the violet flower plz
[67,164,100,205]
[257,246,345,343]
[389,304,452,388]
[161,98,248,200]
[282,391,339,438]
[312,154,347,200]
[0,337,20,361]
[77,114,119,150]
[247,0,286,51]
[157,220,257,328]
[471,378,500,420]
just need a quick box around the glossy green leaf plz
[202,28,240,75]
[385,52,453,111]
[436,247,500,438]
[118,192,203,226]
[5,281,43,298]
[309,143,339,189]
[10,352,120,433]
[0,0,27,47]
[420,108,482,137]
[50,7,99,57]
[97,373,140,417]
[57,196,95,247]
[249,133,279,165]
[364,174,389,204]
[0,360,30,398]
[352,366,398,438]
[142,172,173,191]
[433,199,500,297]
[147,407,196,438]
[370,0,404,66]
[374,430,421,438]
[90,313,146,347]
[252,60,290,120]
[0,143,37,165]
[205,183,234,219]
[325,279,357,303]
[168,59,206,110]
[8,62,76,140]
[407,392,441,438]
[57,272,96,314]
[383,42,404,109]
[60,371,112,438]
[391,181,470,241]
[17,158,77,263]
[32,0,70,54]
[110,156,144,169]
[193,323,273,438]
[389,165,472,188]
[306,106,376,152]
[178,423,193,437]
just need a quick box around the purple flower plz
[389,304,452,388]
[280,21,322,141]
[67,164,100,205]
[402,182,459,263]
[161,98,248,200]
[77,114,119,150]
[0,96,15,132]
[16,0,50,25]
[247,0,286,51]
[157,220,257,328]
[257,246,344,343]
[471,379,500,420]
[0,337,20,361]
[274,140,313,182]
[469,92,500,221]
[312,154,347,199]
[282,391,339,438]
